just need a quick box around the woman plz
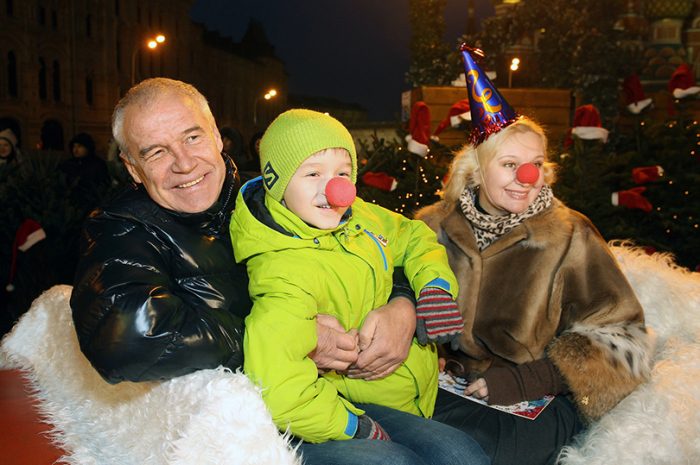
[417,46,654,465]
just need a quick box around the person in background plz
[59,132,110,206]
[248,130,264,171]
[0,128,21,167]
[417,46,654,465]
[70,80,423,465]
[230,108,487,465]
[220,126,258,181]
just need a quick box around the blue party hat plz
[460,44,519,145]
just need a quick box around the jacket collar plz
[440,200,560,258]
[167,153,240,233]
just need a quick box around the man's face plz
[120,94,225,213]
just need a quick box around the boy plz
[230,109,487,465]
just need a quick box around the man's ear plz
[119,152,142,184]
[213,125,224,153]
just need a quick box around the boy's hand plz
[309,315,359,373]
[347,296,415,380]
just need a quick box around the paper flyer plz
[438,371,555,420]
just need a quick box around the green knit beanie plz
[259,109,357,202]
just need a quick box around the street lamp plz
[131,34,166,86]
[508,57,520,88]
[253,88,278,126]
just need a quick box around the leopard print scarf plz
[458,185,553,251]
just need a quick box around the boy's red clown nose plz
[516,163,540,184]
[325,177,356,207]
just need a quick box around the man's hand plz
[346,296,416,380]
[309,314,359,373]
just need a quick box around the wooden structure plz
[408,86,574,149]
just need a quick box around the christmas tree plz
[356,131,452,217]
[405,0,457,87]
[554,106,700,271]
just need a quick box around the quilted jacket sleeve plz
[70,214,245,384]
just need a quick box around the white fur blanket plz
[1,245,698,464]
[0,285,300,465]
[558,245,700,465]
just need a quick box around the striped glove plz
[354,415,391,441]
[416,287,463,347]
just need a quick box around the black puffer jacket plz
[71,156,251,384]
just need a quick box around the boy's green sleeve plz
[243,268,363,443]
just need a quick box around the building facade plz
[0,0,287,156]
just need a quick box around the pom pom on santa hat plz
[406,101,433,158]
[669,63,700,99]
[623,74,653,114]
[570,104,609,143]
[433,99,471,140]
[6,219,46,292]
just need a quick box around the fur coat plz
[416,199,655,420]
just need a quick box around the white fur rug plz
[0,285,300,465]
[558,245,700,465]
[1,245,698,465]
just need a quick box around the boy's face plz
[283,148,353,229]
[479,130,545,215]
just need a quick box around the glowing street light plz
[131,34,167,86]
[508,57,520,88]
[254,88,278,125]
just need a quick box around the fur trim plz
[0,285,300,465]
[559,245,700,464]
[548,322,654,421]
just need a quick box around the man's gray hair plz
[112,78,215,158]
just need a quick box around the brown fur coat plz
[416,199,654,421]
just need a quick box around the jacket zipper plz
[364,229,388,271]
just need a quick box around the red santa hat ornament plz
[611,187,653,213]
[460,45,519,146]
[361,171,398,192]
[406,101,432,158]
[433,99,471,139]
[623,74,653,114]
[570,104,609,143]
[668,63,700,99]
[632,165,664,184]
[325,176,356,208]
[6,219,47,292]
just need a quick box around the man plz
[70,78,417,385]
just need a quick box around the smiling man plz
[70,78,418,389]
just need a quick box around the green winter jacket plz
[230,178,458,443]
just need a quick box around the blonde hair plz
[442,117,557,207]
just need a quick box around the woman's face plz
[0,139,12,158]
[478,130,545,215]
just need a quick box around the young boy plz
[230,109,487,465]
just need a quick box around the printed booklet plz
[438,371,554,420]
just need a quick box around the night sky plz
[190,0,494,121]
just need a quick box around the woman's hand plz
[465,377,489,402]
